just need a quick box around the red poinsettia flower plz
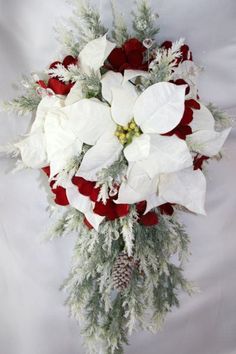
[193,155,209,170]
[161,41,193,65]
[136,201,159,226]
[163,98,200,140]
[159,203,174,216]
[107,38,148,73]
[37,55,78,95]
[42,167,69,206]
[72,176,130,221]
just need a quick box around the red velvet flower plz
[83,217,93,230]
[136,201,159,226]
[72,176,130,221]
[161,41,193,65]
[37,55,78,95]
[163,98,200,140]
[159,203,174,216]
[42,167,69,206]
[193,155,209,170]
[107,38,148,73]
[93,199,130,221]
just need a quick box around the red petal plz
[115,203,130,218]
[159,203,174,216]
[93,199,117,220]
[42,166,50,177]
[185,99,201,110]
[181,44,191,61]
[139,212,159,226]
[62,55,78,68]
[181,105,193,125]
[136,201,147,215]
[49,61,61,70]
[123,38,146,55]
[175,125,192,140]
[161,41,172,50]
[72,176,96,197]
[127,50,144,67]
[79,181,96,197]
[48,78,73,95]
[119,62,133,73]
[52,186,69,206]
[37,80,48,89]
[108,48,127,71]
[84,217,93,230]
[90,186,100,202]
[193,155,209,170]
[72,176,84,188]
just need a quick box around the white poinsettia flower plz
[14,95,64,169]
[75,71,192,184]
[78,34,116,75]
[187,103,231,157]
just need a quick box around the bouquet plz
[2,1,232,353]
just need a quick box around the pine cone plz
[112,252,137,292]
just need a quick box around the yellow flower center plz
[115,119,142,145]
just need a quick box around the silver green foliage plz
[140,39,185,89]
[96,156,128,204]
[2,75,41,115]
[47,64,101,98]
[54,23,80,56]
[53,208,193,354]
[207,103,233,131]
[132,0,159,41]
[111,1,130,46]
[68,0,107,48]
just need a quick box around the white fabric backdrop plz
[0,1,236,354]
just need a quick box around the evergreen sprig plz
[2,76,41,116]
[111,1,130,46]
[58,209,193,353]
[207,103,233,131]
[69,0,108,47]
[132,0,159,41]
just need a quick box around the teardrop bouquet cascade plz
[2,1,232,353]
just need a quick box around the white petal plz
[15,132,47,168]
[145,193,165,214]
[66,185,92,213]
[158,168,206,215]
[101,71,123,104]
[49,140,83,178]
[79,34,116,74]
[187,128,231,157]
[65,81,83,105]
[124,134,150,162]
[84,211,104,232]
[172,60,201,99]
[63,99,116,145]
[190,103,215,132]
[133,82,186,134]
[78,134,123,181]
[44,108,83,176]
[123,69,149,83]
[111,84,138,126]
[66,186,104,231]
[137,134,193,178]
[31,96,64,133]
[116,163,158,204]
